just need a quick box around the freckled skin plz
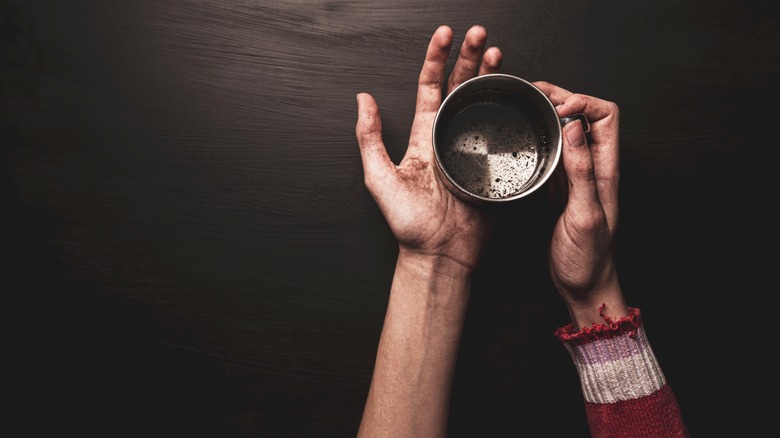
[356,25,501,270]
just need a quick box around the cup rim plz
[432,73,563,204]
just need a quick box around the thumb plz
[561,119,600,212]
[355,93,394,185]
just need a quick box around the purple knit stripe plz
[563,326,667,404]
[570,326,651,366]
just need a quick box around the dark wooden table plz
[3,1,776,436]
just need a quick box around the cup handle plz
[560,113,590,133]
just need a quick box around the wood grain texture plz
[2,0,777,436]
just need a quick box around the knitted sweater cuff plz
[554,307,667,404]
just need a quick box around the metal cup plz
[432,73,589,204]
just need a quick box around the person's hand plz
[355,25,502,271]
[356,27,504,438]
[534,82,628,328]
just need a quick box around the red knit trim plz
[554,306,642,345]
[585,384,690,438]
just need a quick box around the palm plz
[356,26,502,270]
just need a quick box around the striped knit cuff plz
[554,307,667,404]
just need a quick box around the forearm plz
[357,248,473,438]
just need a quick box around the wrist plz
[562,280,629,330]
[396,246,477,284]
[393,248,474,311]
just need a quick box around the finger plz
[356,93,395,190]
[533,81,573,106]
[407,25,454,156]
[557,94,620,225]
[478,46,503,75]
[554,93,616,122]
[560,120,601,215]
[447,25,488,93]
[415,25,453,115]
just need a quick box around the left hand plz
[355,25,503,271]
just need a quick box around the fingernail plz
[565,120,585,147]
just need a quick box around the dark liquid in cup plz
[437,98,551,199]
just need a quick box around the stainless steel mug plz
[433,73,589,204]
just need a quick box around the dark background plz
[3,1,776,436]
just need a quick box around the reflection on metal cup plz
[433,73,588,205]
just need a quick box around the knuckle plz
[575,161,596,179]
[569,93,587,105]
[607,101,620,116]
[534,80,552,90]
